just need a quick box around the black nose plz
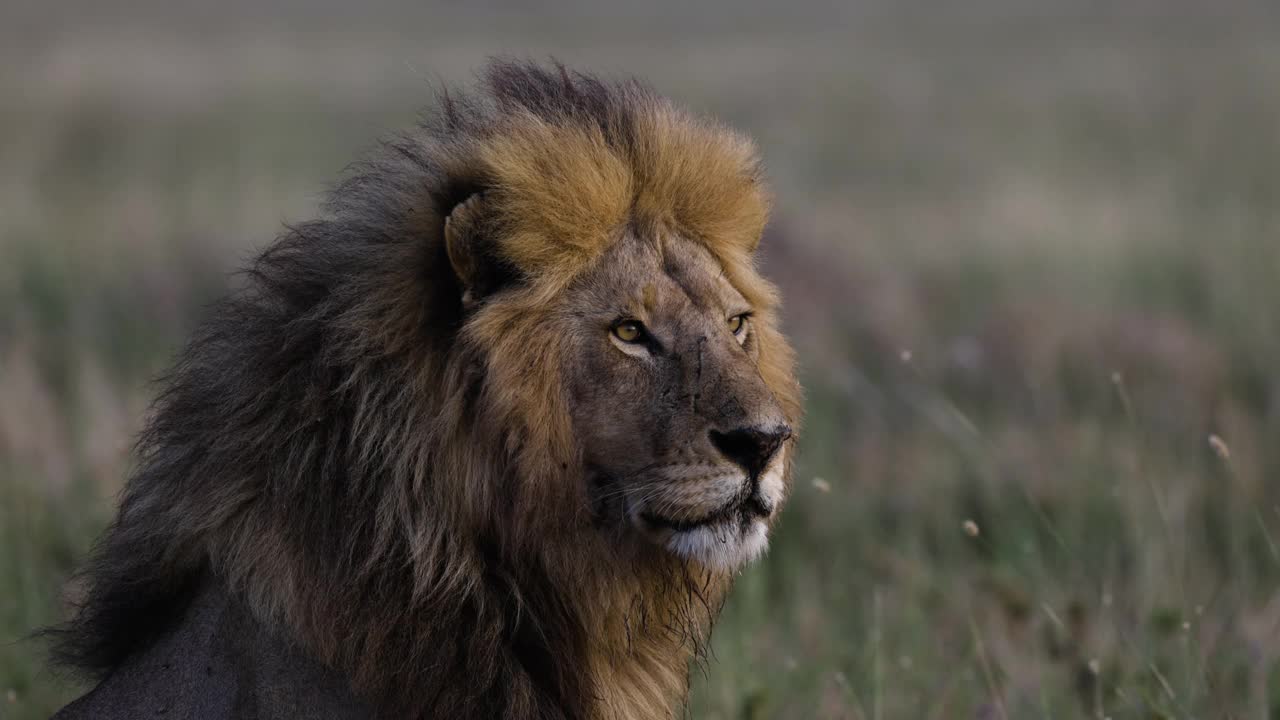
[709,425,791,478]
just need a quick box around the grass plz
[4,4,1280,718]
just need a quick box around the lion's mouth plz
[641,493,772,533]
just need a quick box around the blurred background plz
[3,1,1279,717]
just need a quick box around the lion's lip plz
[641,493,772,532]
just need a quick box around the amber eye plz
[612,320,645,343]
[728,314,749,336]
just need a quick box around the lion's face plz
[561,233,793,571]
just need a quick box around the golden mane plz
[476,96,770,282]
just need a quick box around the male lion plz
[49,61,802,719]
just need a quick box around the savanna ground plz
[3,2,1279,718]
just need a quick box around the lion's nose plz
[709,425,791,478]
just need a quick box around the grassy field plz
[3,3,1280,718]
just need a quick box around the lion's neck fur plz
[589,627,694,720]
[546,539,728,720]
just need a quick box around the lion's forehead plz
[577,234,752,321]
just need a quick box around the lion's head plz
[435,66,802,578]
[51,62,801,718]
[446,202,797,571]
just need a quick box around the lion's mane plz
[49,61,799,718]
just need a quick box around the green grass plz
[5,6,1280,719]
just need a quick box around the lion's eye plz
[728,314,749,336]
[612,320,646,343]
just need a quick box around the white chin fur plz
[665,518,770,571]
[659,448,787,571]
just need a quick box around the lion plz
[48,61,802,720]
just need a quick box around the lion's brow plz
[660,250,749,320]
[642,284,658,311]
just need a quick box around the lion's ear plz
[444,194,511,308]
